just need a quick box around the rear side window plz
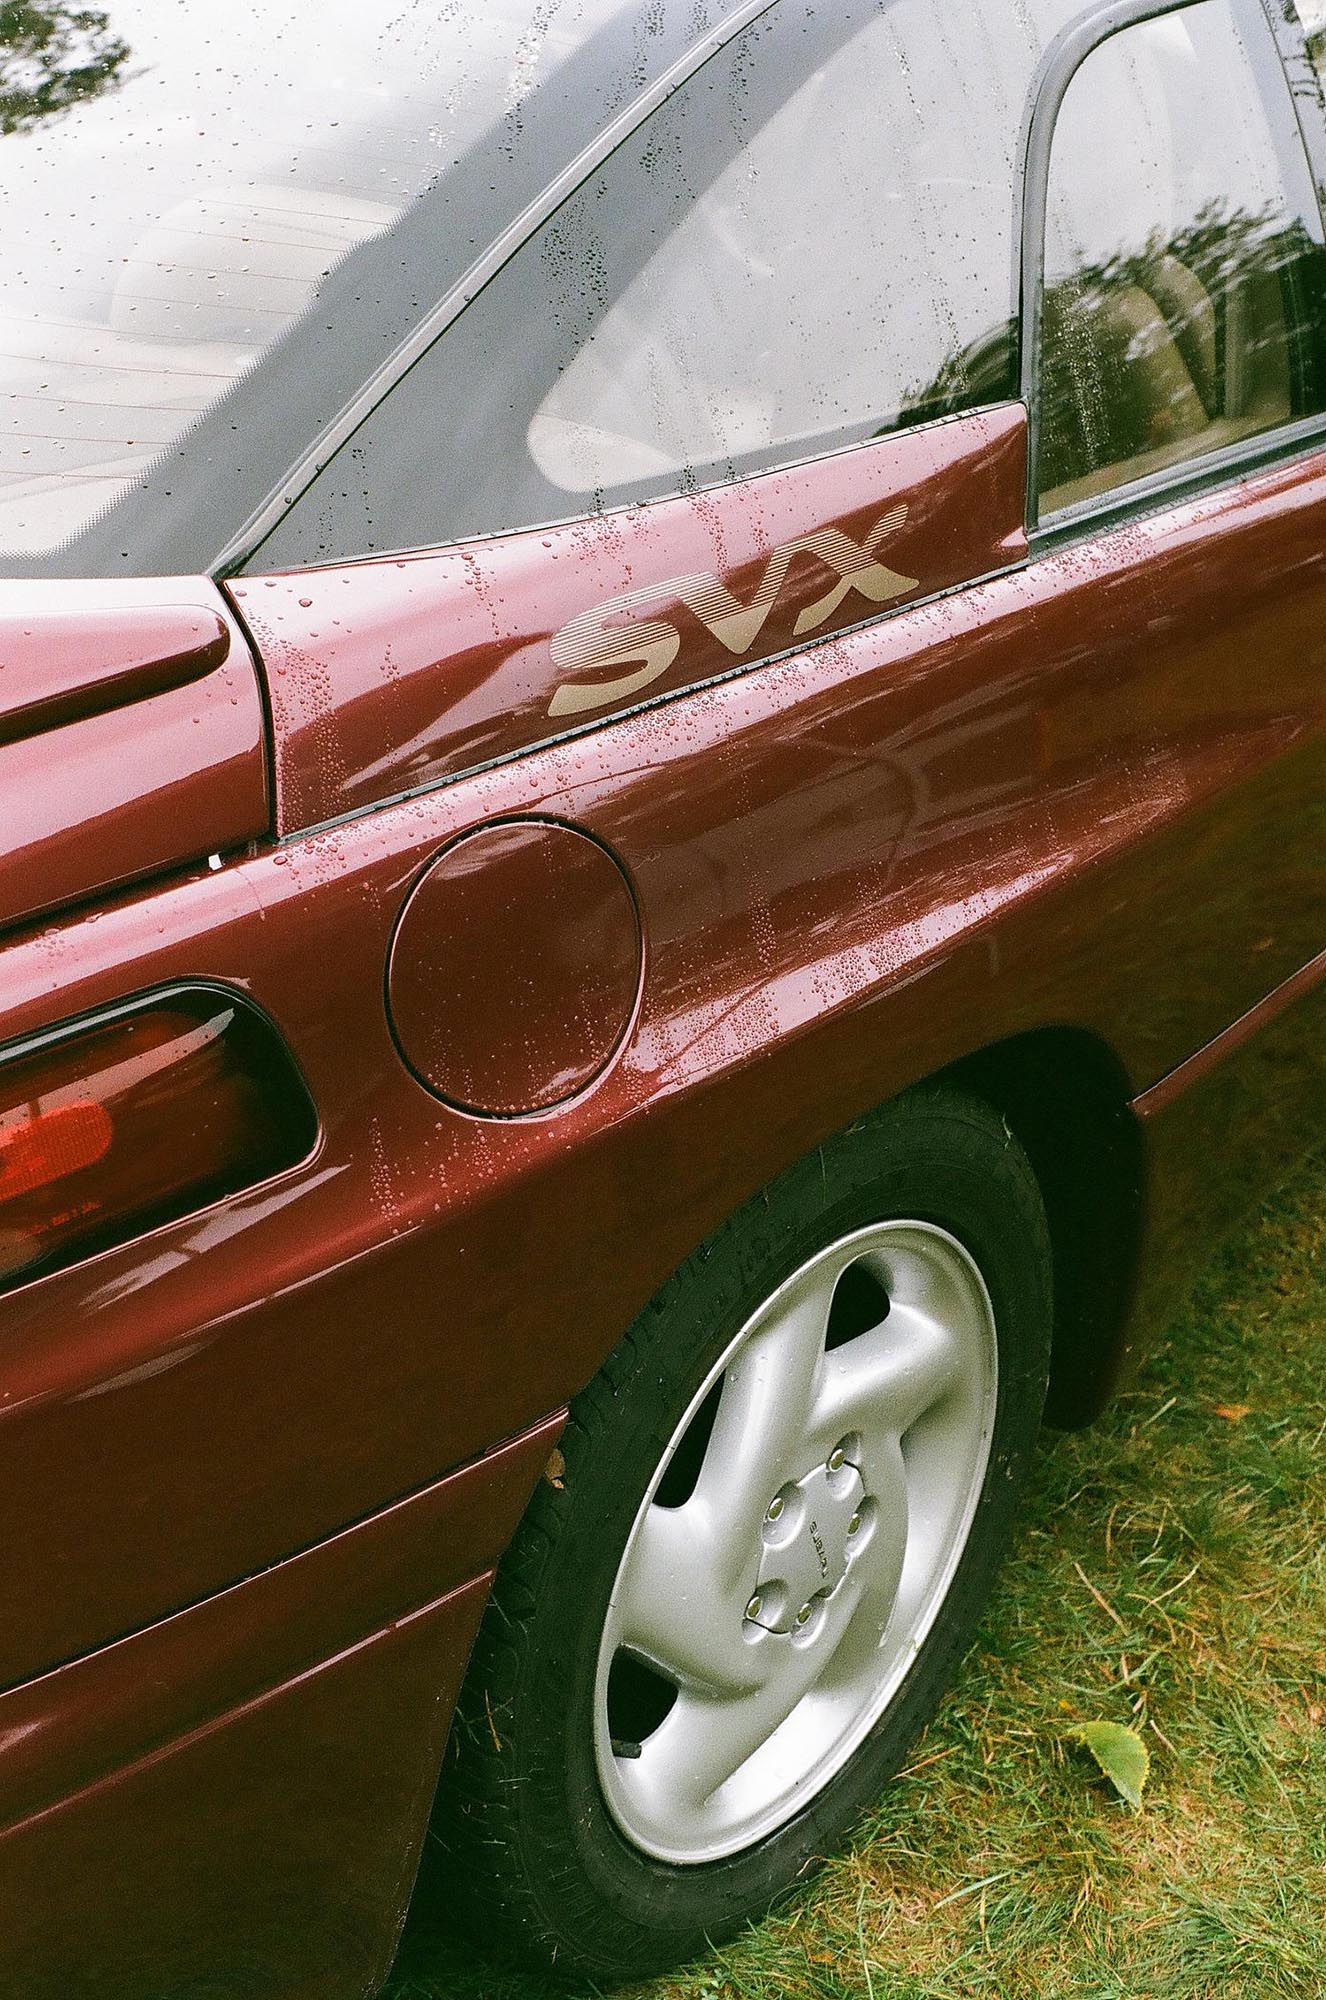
[257,0,1046,567]
[1035,0,1326,517]
[522,3,1019,500]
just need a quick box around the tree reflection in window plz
[1039,199,1325,511]
[1034,0,1326,514]
[0,3,131,135]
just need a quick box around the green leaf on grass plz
[1066,1720,1150,1809]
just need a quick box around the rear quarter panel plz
[0,412,1324,1687]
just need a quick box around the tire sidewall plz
[471,1093,1050,1974]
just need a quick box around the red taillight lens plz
[0,1099,114,1201]
[0,987,317,1292]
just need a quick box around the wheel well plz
[944,1029,1145,1428]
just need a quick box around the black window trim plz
[1019,0,1326,552]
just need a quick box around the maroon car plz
[4,0,1326,1991]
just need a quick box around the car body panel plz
[4,2,1326,1992]
[0,1417,561,1997]
[2,424,1326,1698]
[231,407,1027,830]
[0,1579,490,2000]
[0,1414,560,1828]
[386,819,644,1114]
[0,582,268,932]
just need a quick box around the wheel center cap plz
[751,1457,865,1633]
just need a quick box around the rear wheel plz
[437,1085,1052,1982]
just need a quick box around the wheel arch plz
[936,1026,1146,1428]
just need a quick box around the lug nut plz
[795,1602,813,1626]
[828,1444,847,1473]
[847,1511,862,1537]
[746,1594,763,1621]
[766,1495,785,1523]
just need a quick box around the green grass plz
[388,1150,1326,2000]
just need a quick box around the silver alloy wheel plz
[592,1220,999,1864]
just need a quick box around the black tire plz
[435,1083,1052,1983]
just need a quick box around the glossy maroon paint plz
[4,407,1326,1996]
[387,819,643,1113]
[0,581,268,934]
[0,1414,560,1997]
[0,599,228,745]
[0,406,1316,1676]
[0,1584,489,2000]
[230,405,1027,833]
[0,1413,556,1835]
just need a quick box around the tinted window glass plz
[259,0,1047,567]
[0,0,629,565]
[1037,0,1326,516]
[525,4,1020,497]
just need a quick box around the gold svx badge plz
[548,504,920,718]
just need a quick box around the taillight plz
[0,986,317,1293]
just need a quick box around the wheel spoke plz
[612,1500,760,1695]
[805,1299,961,1467]
[879,1432,978,1648]
[641,1627,836,1811]
[594,1218,1002,1864]
[821,1437,910,1679]
[618,1441,909,1826]
[687,1267,838,1588]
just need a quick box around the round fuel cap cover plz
[387,819,641,1116]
